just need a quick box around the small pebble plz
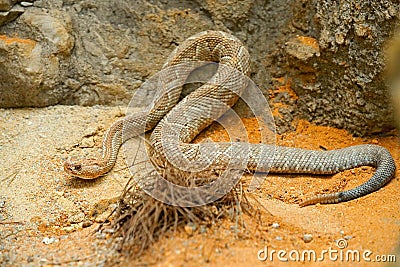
[276,236,282,241]
[344,235,353,240]
[102,228,115,234]
[303,234,313,243]
[184,222,197,236]
[339,230,345,235]
[199,225,207,234]
[81,136,95,148]
[211,205,218,215]
[20,2,34,7]
[62,226,76,233]
[271,222,280,229]
[82,220,93,228]
[95,232,106,239]
[42,237,57,244]
[68,212,85,224]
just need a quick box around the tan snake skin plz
[64,31,396,207]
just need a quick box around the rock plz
[344,235,353,240]
[285,36,320,61]
[292,0,397,136]
[271,222,280,229]
[199,225,207,234]
[39,258,48,264]
[303,234,313,243]
[20,9,74,56]
[62,224,80,233]
[0,35,54,107]
[42,237,58,244]
[387,31,400,129]
[0,0,15,12]
[184,222,197,236]
[68,212,85,224]
[0,9,73,107]
[94,211,111,223]
[82,220,93,228]
[0,0,396,135]
[20,2,33,7]
[80,136,95,148]
[0,4,24,26]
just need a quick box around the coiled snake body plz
[64,31,396,207]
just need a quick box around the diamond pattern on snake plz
[64,31,396,207]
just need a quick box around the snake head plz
[64,158,104,179]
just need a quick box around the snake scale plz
[64,30,396,207]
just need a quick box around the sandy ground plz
[0,105,399,266]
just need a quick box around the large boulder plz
[0,0,398,135]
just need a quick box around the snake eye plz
[74,164,82,171]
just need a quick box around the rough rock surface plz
[388,28,400,129]
[0,0,399,135]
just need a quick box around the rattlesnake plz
[64,30,396,207]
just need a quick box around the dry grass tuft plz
[106,156,260,257]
